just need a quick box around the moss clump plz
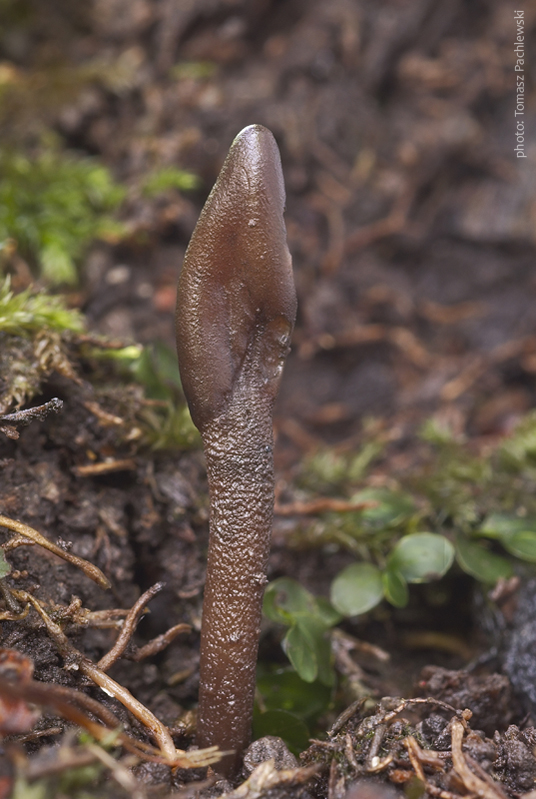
[0,277,84,334]
[0,145,126,285]
[0,278,84,413]
[0,279,199,450]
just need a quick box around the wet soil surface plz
[1,0,536,796]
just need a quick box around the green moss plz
[0,278,85,413]
[298,439,384,495]
[0,277,84,334]
[95,341,201,450]
[141,166,200,197]
[0,281,198,450]
[0,146,126,285]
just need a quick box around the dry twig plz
[450,717,507,799]
[275,498,377,516]
[98,582,165,671]
[0,515,110,589]
[9,590,219,767]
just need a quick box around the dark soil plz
[1,0,536,796]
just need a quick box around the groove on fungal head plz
[176,124,296,432]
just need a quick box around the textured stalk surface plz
[196,389,274,776]
[175,124,296,777]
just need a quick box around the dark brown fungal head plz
[175,124,296,777]
[176,124,297,432]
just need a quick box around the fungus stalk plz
[176,125,296,776]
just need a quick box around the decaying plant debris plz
[301,696,536,799]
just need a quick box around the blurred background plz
[1,0,535,451]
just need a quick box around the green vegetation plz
[0,9,200,288]
[252,706,310,756]
[0,276,84,334]
[264,578,342,686]
[0,279,199,449]
[95,339,200,450]
[0,278,85,412]
[169,61,218,80]
[141,166,200,197]
[0,145,126,285]
[0,143,200,285]
[262,413,536,723]
[125,341,200,450]
[9,730,123,799]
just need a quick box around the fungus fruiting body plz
[176,124,297,776]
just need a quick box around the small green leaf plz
[0,549,11,578]
[479,513,535,540]
[256,668,332,723]
[263,578,315,626]
[314,633,336,687]
[261,585,290,625]
[314,596,343,627]
[295,615,335,687]
[283,624,318,683]
[330,562,383,617]
[388,533,454,583]
[503,531,536,562]
[481,515,536,564]
[350,488,416,527]
[264,581,338,683]
[252,709,310,755]
[455,535,513,583]
[282,615,335,685]
[382,569,408,607]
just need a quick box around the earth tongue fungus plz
[175,124,297,777]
